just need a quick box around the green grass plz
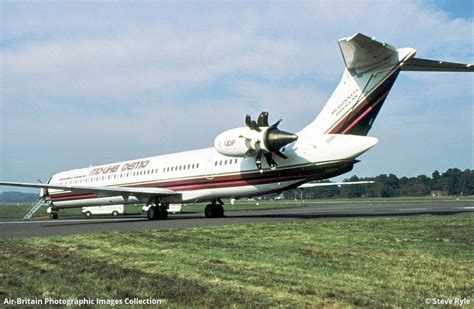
[0,215,472,307]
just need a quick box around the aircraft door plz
[205,157,216,180]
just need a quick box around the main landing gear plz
[146,200,169,221]
[204,200,225,218]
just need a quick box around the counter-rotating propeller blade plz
[245,114,261,132]
[244,111,298,170]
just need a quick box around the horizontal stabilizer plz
[338,33,397,71]
[401,57,474,72]
[298,180,374,188]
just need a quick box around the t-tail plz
[299,33,473,137]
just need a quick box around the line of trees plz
[0,191,38,203]
[281,168,473,199]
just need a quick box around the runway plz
[0,200,472,238]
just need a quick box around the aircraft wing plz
[0,181,179,197]
[298,181,374,188]
[401,58,474,72]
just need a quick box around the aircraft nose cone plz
[266,129,298,152]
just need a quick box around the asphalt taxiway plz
[0,200,472,238]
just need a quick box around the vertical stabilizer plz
[299,33,416,137]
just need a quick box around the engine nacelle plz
[214,125,298,158]
[214,127,259,157]
[215,111,298,169]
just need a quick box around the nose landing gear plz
[49,211,59,220]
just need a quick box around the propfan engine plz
[214,111,298,170]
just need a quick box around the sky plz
[0,0,472,192]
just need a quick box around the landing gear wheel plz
[204,204,225,218]
[216,204,224,218]
[147,206,168,220]
[204,204,214,218]
[157,209,168,220]
[147,207,157,220]
[50,211,59,220]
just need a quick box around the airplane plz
[1,33,472,220]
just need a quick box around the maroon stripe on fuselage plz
[51,193,97,202]
[50,192,98,199]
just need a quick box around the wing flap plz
[401,57,474,72]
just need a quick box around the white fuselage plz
[47,134,377,208]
